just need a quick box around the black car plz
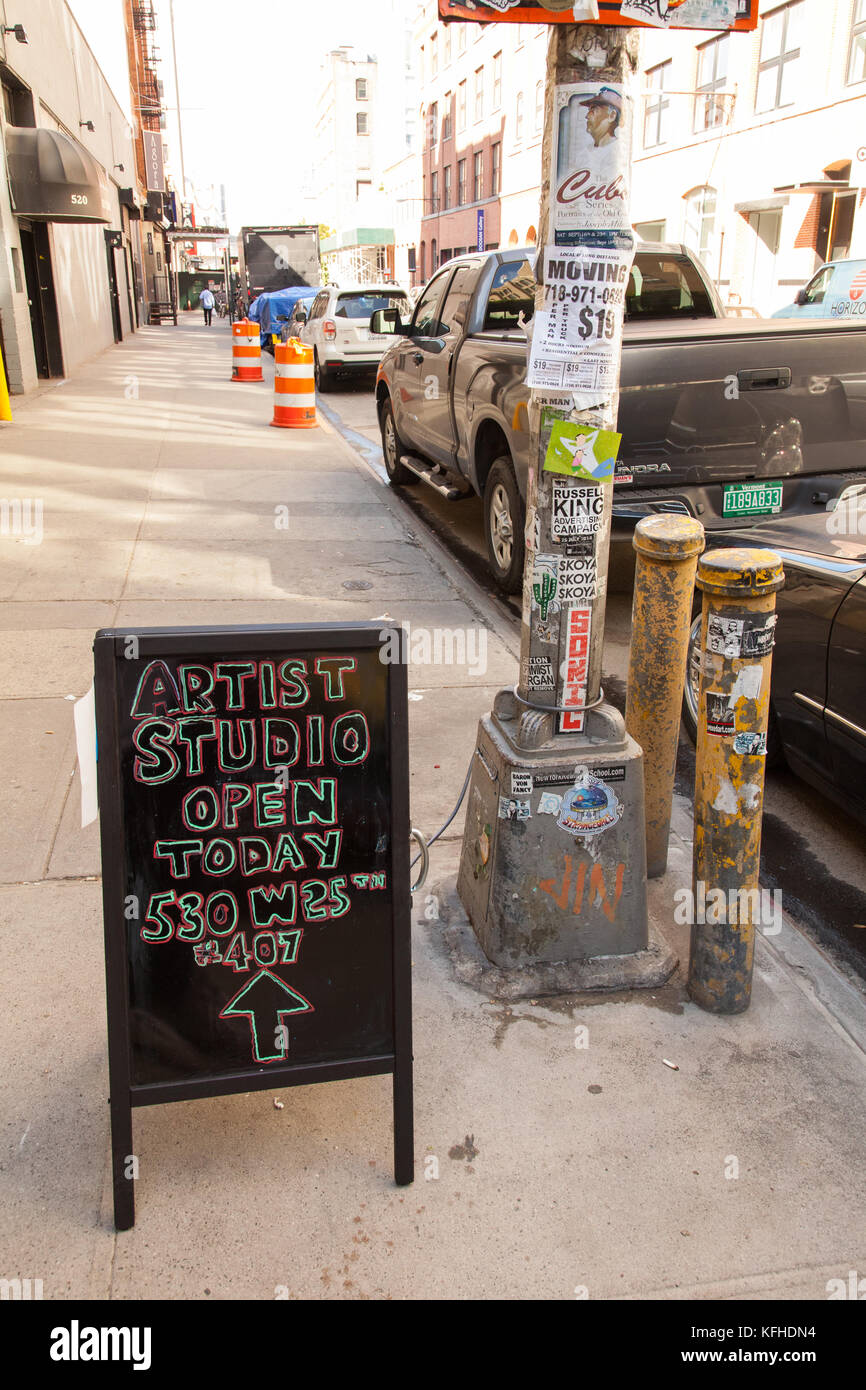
[682,501,866,824]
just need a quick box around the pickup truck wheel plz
[314,352,332,393]
[484,456,525,594]
[380,398,416,486]
[682,613,783,767]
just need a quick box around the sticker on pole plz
[527,246,633,407]
[535,766,623,839]
[560,606,591,734]
[706,691,735,738]
[552,82,633,249]
[551,481,605,538]
[544,422,621,482]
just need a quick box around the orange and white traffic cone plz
[231,319,263,382]
[270,338,317,429]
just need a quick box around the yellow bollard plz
[625,515,705,878]
[687,548,785,1014]
[0,343,11,421]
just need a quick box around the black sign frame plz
[94,623,413,1231]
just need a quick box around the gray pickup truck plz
[373,245,866,592]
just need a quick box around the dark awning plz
[4,126,113,223]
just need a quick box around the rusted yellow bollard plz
[625,515,705,878]
[687,548,785,1014]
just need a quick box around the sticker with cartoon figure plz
[544,422,621,483]
[499,796,531,822]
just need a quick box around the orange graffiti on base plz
[540,854,625,923]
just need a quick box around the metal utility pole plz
[449,3,758,984]
[458,22,659,984]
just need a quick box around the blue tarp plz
[247,287,318,341]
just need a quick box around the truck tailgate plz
[618,318,866,488]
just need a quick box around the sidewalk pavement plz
[1,317,865,1301]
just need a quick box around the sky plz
[67,0,411,229]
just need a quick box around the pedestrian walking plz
[200,287,215,326]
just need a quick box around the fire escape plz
[129,1,175,320]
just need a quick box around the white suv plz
[301,284,411,391]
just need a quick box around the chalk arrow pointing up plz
[219,969,314,1064]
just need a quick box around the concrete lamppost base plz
[456,688,673,990]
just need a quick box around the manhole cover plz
[342,580,373,590]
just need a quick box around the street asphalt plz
[1,316,865,1302]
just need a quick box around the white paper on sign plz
[620,0,740,28]
[74,684,98,828]
[571,1,600,17]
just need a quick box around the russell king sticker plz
[499,796,531,822]
[552,481,605,538]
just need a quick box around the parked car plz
[301,284,411,391]
[773,258,866,321]
[681,502,866,824]
[373,245,866,593]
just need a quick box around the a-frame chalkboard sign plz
[94,623,413,1230]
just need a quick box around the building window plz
[644,62,671,148]
[457,158,467,206]
[493,51,502,109]
[356,179,371,199]
[694,34,728,131]
[356,111,369,135]
[474,66,484,122]
[457,24,466,54]
[443,94,452,141]
[444,26,451,67]
[432,240,438,273]
[431,32,438,77]
[535,80,543,132]
[429,101,438,147]
[515,91,524,141]
[491,141,501,195]
[473,150,484,202]
[756,2,802,113]
[849,0,866,83]
[431,171,439,214]
[457,80,467,132]
[684,186,717,266]
[356,78,368,101]
[443,164,452,211]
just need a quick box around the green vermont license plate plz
[722,483,783,517]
